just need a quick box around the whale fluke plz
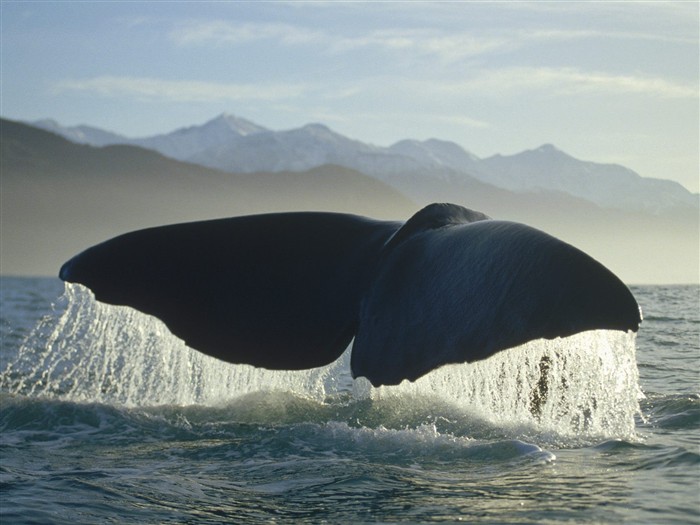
[59,203,641,386]
[352,208,641,385]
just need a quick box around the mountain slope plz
[480,144,698,213]
[7,118,697,283]
[30,113,268,161]
[388,138,481,173]
[188,123,437,178]
[134,113,268,161]
[30,118,128,146]
[0,118,415,276]
[31,114,698,215]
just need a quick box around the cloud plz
[329,28,514,63]
[52,65,695,112]
[169,20,513,63]
[525,28,696,46]
[432,114,491,129]
[170,21,324,46]
[166,15,697,66]
[432,67,698,99]
[53,76,311,102]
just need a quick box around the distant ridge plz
[2,118,698,283]
[133,113,268,161]
[0,118,415,277]
[30,118,127,147]
[480,144,697,214]
[27,113,698,214]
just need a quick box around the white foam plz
[1,282,642,439]
[371,330,642,439]
[1,283,347,406]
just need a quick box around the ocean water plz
[0,277,698,524]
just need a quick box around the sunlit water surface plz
[1,278,698,524]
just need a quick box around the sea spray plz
[1,283,348,406]
[369,331,642,439]
[1,282,642,439]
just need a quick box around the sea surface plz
[0,277,698,524]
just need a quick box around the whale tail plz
[59,204,641,386]
[352,206,641,385]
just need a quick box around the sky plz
[1,1,698,193]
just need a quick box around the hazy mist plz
[1,119,698,284]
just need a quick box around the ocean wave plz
[0,393,557,470]
[2,283,643,443]
[640,393,700,430]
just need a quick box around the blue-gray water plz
[1,277,698,524]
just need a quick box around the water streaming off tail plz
[1,283,642,438]
[366,330,642,439]
[0,283,347,406]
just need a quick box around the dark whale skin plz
[60,203,641,386]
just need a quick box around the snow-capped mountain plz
[479,144,698,213]
[31,114,267,162]
[30,119,128,147]
[28,114,698,214]
[135,113,267,161]
[388,138,481,173]
[188,123,441,177]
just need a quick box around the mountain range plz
[1,119,414,277]
[3,116,698,283]
[30,114,698,215]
